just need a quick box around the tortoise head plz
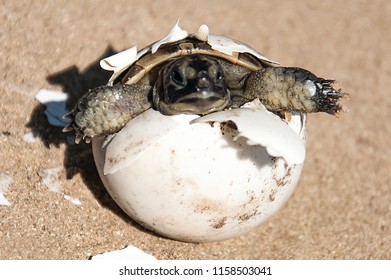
[153,55,230,115]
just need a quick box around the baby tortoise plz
[64,23,344,143]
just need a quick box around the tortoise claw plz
[312,79,345,115]
[74,133,82,145]
[62,123,74,132]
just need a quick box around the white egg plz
[92,101,307,242]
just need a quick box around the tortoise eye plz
[216,70,223,81]
[171,70,186,86]
[214,70,224,87]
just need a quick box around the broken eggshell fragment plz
[92,102,307,242]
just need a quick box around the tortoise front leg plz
[243,67,344,115]
[63,83,152,143]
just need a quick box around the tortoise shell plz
[100,21,279,86]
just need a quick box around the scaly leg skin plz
[63,83,152,143]
[244,67,344,115]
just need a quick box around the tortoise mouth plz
[176,91,225,103]
[158,93,230,115]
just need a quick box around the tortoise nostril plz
[197,70,211,88]
[197,77,211,88]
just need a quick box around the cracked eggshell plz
[92,105,306,242]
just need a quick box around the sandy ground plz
[0,0,390,260]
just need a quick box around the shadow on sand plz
[26,47,159,236]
